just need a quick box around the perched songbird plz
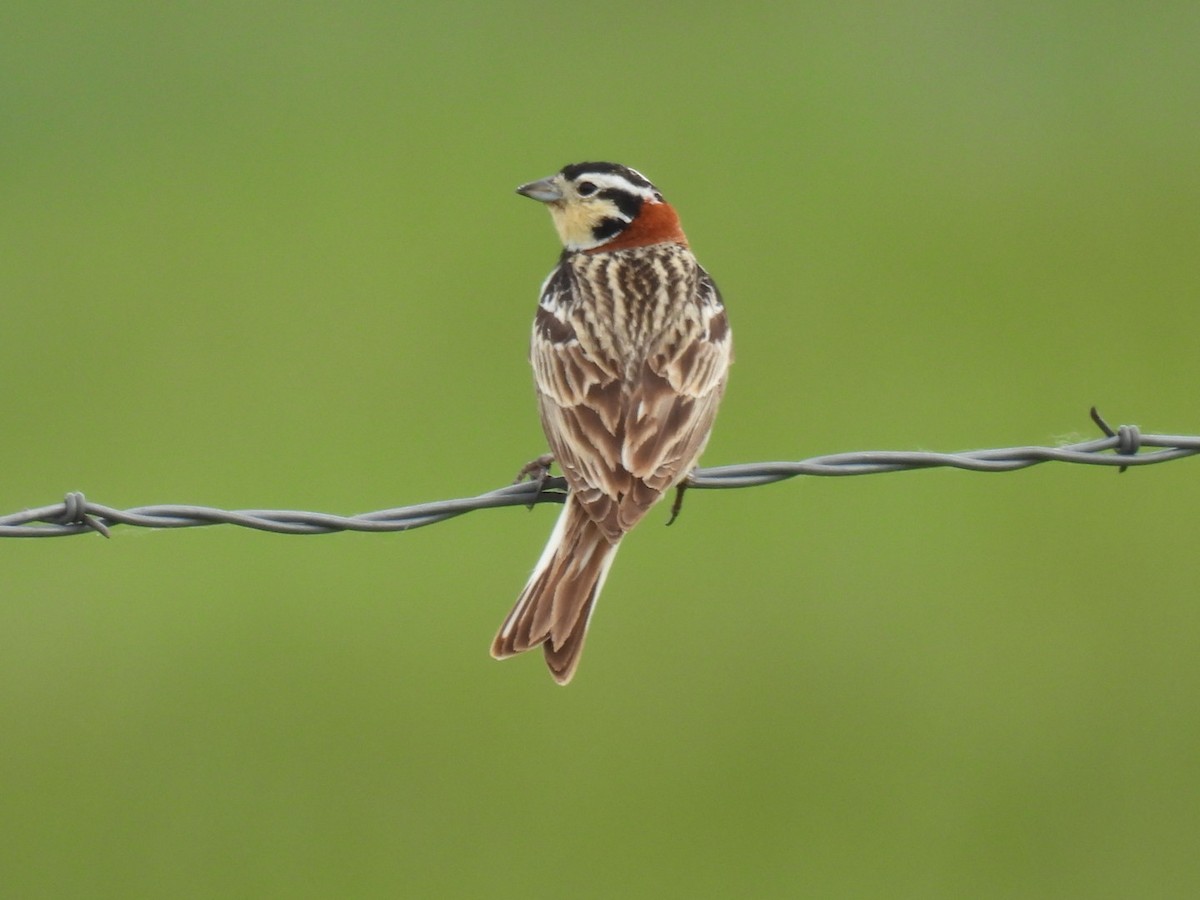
[491,162,733,684]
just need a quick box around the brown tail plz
[491,497,621,685]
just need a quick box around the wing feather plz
[529,256,731,542]
[622,275,731,494]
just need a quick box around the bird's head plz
[516,161,688,253]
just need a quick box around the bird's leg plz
[514,453,556,509]
[514,453,555,485]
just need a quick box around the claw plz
[665,480,689,527]
[514,454,555,509]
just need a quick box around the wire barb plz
[55,491,111,538]
[1090,405,1142,473]
[3,411,1196,538]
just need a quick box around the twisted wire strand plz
[3,411,1195,538]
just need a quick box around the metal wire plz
[3,409,1195,538]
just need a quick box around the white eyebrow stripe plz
[571,172,660,200]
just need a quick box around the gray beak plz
[516,176,564,203]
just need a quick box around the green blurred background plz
[4,2,1199,896]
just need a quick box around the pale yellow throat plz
[548,200,616,251]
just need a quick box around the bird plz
[490,162,733,684]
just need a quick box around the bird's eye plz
[576,181,597,197]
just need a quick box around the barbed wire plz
[3,409,1195,539]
